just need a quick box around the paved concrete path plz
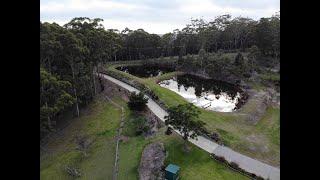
[100,74,280,180]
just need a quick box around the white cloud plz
[177,0,278,20]
[40,0,279,34]
[40,0,142,13]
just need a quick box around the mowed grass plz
[106,60,280,166]
[40,97,121,180]
[146,75,280,166]
[118,111,249,180]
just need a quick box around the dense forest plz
[40,14,280,135]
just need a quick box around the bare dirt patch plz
[139,142,166,180]
[237,89,273,125]
[245,134,270,153]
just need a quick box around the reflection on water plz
[116,65,175,78]
[158,74,246,112]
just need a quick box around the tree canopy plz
[164,103,205,142]
[40,13,279,134]
[127,92,149,111]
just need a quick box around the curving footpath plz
[100,73,280,180]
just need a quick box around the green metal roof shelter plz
[165,164,180,180]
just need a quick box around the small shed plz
[165,164,180,180]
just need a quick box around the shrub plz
[133,117,149,136]
[128,92,149,111]
[210,154,265,179]
[229,162,240,169]
[215,156,227,164]
[65,166,81,177]
[210,132,221,142]
[256,176,265,180]
[165,127,173,135]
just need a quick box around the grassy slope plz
[106,60,280,167]
[118,111,249,180]
[41,95,248,180]
[40,97,120,180]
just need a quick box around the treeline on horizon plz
[40,14,280,135]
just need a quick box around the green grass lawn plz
[40,97,121,180]
[118,109,249,180]
[106,59,280,167]
[41,94,248,180]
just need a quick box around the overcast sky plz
[40,0,280,34]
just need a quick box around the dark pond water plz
[116,65,175,78]
[158,74,247,112]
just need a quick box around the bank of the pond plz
[116,64,176,78]
[104,61,280,167]
[158,74,246,112]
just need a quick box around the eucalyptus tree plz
[233,52,249,77]
[40,22,65,73]
[164,103,205,151]
[56,30,88,117]
[161,32,175,57]
[247,45,261,72]
[40,68,75,131]
[270,14,280,58]
[198,48,207,71]
[64,18,125,96]
[226,17,256,50]
[254,18,274,56]
[127,92,149,111]
[122,28,162,60]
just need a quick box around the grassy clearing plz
[40,97,121,180]
[146,76,280,166]
[118,111,249,180]
[105,59,280,166]
[256,107,280,146]
[164,136,248,180]
[259,73,280,82]
[41,94,248,180]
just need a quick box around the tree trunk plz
[92,66,97,95]
[45,102,51,130]
[48,56,52,73]
[183,140,191,152]
[74,86,80,117]
[215,42,218,52]
[183,133,191,152]
[71,62,80,117]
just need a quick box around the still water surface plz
[158,74,245,112]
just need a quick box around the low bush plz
[65,166,81,177]
[210,153,265,180]
[128,92,149,111]
[165,127,173,135]
[133,116,150,136]
[200,128,223,145]
[229,162,240,169]
[213,155,227,164]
